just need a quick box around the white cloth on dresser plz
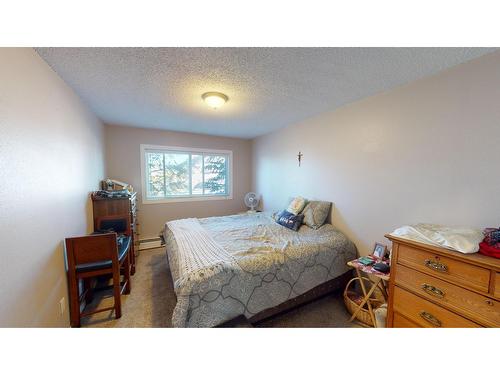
[390,223,483,254]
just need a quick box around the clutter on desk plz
[101,178,134,193]
[94,189,132,198]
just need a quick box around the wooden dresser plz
[386,234,500,328]
[91,192,139,273]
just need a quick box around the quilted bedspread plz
[164,212,356,327]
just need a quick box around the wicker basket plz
[343,276,386,327]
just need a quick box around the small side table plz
[346,256,390,327]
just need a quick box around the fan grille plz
[244,192,259,209]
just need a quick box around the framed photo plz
[372,242,387,259]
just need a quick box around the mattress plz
[164,212,356,327]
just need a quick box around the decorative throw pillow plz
[275,210,304,231]
[302,201,331,229]
[272,211,280,221]
[287,196,307,215]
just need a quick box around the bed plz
[164,212,356,327]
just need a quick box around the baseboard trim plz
[138,237,162,250]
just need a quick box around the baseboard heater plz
[138,237,163,250]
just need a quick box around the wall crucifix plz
[297,151,303,167]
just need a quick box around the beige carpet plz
[82,248,360,328]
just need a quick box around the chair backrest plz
[95,214,131,236]
[65,233,118,269]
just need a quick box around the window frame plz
[140,144,233,204]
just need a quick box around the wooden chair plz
[65,228,132,328]
[94,214,134,302]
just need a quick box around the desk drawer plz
[394,265,500,327]
[393,286,481,328]
[397,244,490,293]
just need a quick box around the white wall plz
[0,48,105,327]
[252,51,500,256]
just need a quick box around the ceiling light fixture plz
[202,92,228,109]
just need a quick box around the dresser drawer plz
[393,312,421,328]
[394,265,500,327]
[495,273,500,300]
[397,244,490,293]
[393,286,481,327]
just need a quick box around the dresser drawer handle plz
[419,311,442,327]
[424,259,448,273]
[421,283,445,298]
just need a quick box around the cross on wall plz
[297,151,303,166]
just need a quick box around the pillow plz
[275,210,304,231]
[287,196,307,215]
[302,201,331,229]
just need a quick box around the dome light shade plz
[202,92,228,109]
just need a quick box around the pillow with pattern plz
[287,196,307,215]
[275,210,304,231]
[302,201,331,229]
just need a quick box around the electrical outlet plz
[59,297,66,316]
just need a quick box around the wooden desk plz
[91,192,138,274]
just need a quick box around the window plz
[140,145,232,203]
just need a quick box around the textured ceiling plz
[36,47,496,139]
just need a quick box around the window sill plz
[142,194,233,204]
